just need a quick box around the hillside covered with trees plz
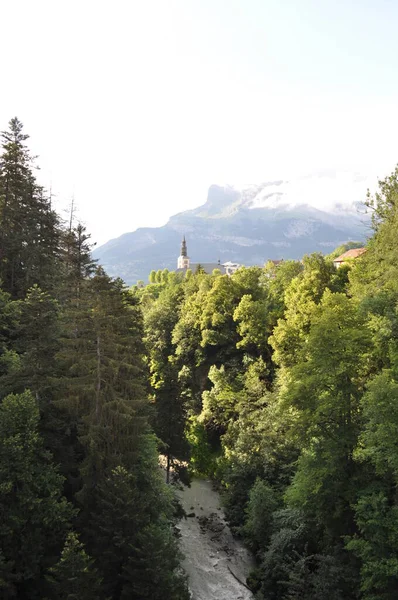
[2,116,398,600]
[137,171,398,599]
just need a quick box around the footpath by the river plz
[176,478,255,600]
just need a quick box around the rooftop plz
[176,262,223,275]
[333,247,367,262]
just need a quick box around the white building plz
[222,261,240,276]
[176,237,241,276]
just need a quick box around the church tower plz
[177,236,190,269]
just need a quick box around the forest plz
[138,178,398,598]
[0,118,189,599]
[1,116,398,599]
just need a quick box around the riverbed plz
[177,478,255,600]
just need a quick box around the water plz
[177,478,255,600]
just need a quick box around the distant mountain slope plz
[93,174,370,285]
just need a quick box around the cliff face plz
[93,175,370,285]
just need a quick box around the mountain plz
[93,173,371,285]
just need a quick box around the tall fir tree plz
[89,458,189,600]
[0,118,60,298]
[55,266,149,509]
[0,391,74,599]
[46,532,101,600]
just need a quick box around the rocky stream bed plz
[176,478,255,600]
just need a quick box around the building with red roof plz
[333,247,366,268]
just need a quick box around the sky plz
[1,0,398,245]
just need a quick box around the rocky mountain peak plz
[94,172,371,285]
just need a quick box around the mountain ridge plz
[93,174,370,285]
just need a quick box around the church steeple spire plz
[181,235,187,257]
[177,235,190,269]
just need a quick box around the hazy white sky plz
[1,0,397,245]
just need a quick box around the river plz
[177,478,255,600]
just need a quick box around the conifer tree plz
[89,458,189,600]
[0,118,60,298]
[0,391,74,598]
[46,532,101,600]
[80,270,148,480]
[10,285,60,400]
[59,223,97,304]
[56,266,148,505]
[0,286,20,380]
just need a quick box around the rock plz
[198,516,209,527]
[186,512,195,518]
[173,525,182,538]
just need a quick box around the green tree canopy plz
[0,391,74,598]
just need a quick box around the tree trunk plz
[96,334,101,423]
